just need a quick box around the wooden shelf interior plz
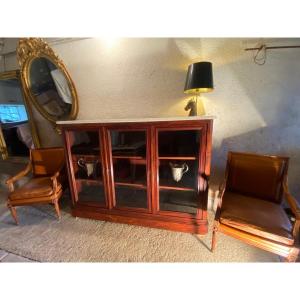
[72,154,100,161]
[115,181,147,189]
[70,128,202,208]
[159,185,195,192]
[112,155,145,160]
[159,156,197,160]
[76,178,103,184]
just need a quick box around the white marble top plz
[57,116,215,125]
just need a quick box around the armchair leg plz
[285,247,299,262]
[211,223,218,252]
[54,200,61,220]
[8,204,18,225]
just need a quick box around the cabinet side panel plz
[100,127,112,209]
[63,129,77,205]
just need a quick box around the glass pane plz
[76,181,105,205]
[115,186,147,208]
[158,130,200,157]
[111,131,146,157]
[70,131,100,155]
[69,130,106,205]
[158,130,201,214]
[159,190,198,214]
[110,130,148,209]
[159,160,197,189]
[113,158,147,185]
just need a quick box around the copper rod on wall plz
[245,45,300,51]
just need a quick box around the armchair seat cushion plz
[220,191,294,245]
[9,177,62,201]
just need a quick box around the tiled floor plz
[0,249,37,262]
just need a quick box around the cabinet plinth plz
[60,118,213,234]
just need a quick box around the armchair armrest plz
[6,163,32,192]
[215,174,228,209]
[283,182,300,220]
[213,175,228,222]
[219,180,227,198]
[283,182,300,240]
[50,171,60,191]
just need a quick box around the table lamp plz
[184,61,214,116]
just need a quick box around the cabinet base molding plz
[72,207,208,235]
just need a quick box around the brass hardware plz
[245,45,300,51]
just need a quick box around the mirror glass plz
[0,76,34,159]
[29,57,72,119]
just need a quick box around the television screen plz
[0,104,28,123]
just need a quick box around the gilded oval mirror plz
[17,38,78,131]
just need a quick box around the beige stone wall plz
[2,38,300,203]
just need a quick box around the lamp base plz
[184,96,205,116]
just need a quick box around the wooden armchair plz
[212,151,300,262]
[6,147,65,225]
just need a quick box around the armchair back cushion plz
[226,152,288,204]
[31,147,65,177]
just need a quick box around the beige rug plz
[0,190,279,262]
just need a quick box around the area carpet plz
[0,190,279,262]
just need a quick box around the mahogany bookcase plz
[58,117,213,234]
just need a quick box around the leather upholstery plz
[212,152,299,261]
[220,191,294,245]
[227,152,288,204]
[9,177,62,201]
[31,148,65,177]
[6,147,66,224]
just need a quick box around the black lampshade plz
[184,61,214,94]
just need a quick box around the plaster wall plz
[2,38,300,203]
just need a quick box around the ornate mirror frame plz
[17,38,79,132]
[0,70,40,159]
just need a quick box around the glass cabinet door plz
[109,129,149,210]
[157,129,202,215]
[68,130,107,206]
